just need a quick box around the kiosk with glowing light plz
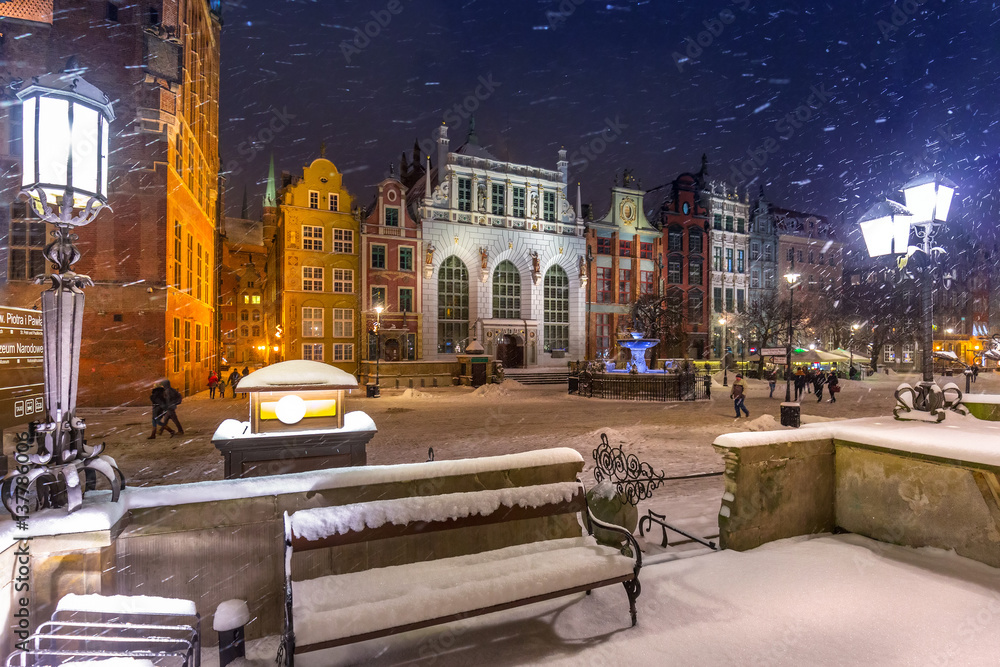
[211,360,376,478]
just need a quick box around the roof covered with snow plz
[238,360,358,391]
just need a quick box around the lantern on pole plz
[1,59,124,518]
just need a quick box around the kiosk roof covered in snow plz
[238,360,359,392]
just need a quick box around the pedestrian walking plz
[217,378,227,398]
[972,364,979,383]
[827,371,840,403]
[766,368,777,398]
[228,369,242,397]
[805,368,814,394]
[147,383,174,439]
[207,371,219,399]
[160,379,184,435]
[730,374,750,418]
[794,368,806,401]
[241,365,250,378]
[814,371,826,403]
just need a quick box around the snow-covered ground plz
[204,533,1000,666]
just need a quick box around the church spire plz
[240,185,249,219]
[263,154,277,210]
[467,116,479,145]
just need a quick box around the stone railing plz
[713,417,1000,569]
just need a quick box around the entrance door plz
[384,339,401,362]
[496,334,524,369]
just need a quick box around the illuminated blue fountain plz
[616,331,660,374]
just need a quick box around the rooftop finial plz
[467,115,478,145]
[319,142,326,159]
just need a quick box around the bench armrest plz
[586,507,643,574]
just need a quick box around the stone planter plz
[586,483,638,547]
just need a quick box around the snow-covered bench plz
[281,481,641,663]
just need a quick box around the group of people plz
[207,367,248,399]
[792,367,841,403]
[731,366,844,419]
[148,367,251,440]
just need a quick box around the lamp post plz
[374,305,383,397]
[718,316,729,386]
[849,323,860,377]
[859,173,957,416]
[1,60,124,517]
[783,269,801,403]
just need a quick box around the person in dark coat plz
[160,379,184,435]
[813,371,826,402]
[147,383,174,439]
[972,364,980,383]
[794,368,806,401]
[228,369,242,398]
[765,368,777,398]
[826,371,840,403]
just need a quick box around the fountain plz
[615,331,660,374]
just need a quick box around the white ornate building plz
[705,182,751,360]
[408,122,586,367]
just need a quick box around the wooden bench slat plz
[290,490,586,551]
[296,574,634,654]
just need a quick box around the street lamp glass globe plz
[784,272,800,284]
[902,173,956,224]
[858,199,912,257]
[17,64,115,213]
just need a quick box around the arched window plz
[688,289,703,323]
[667,257,682,284]
[689,227,703,254]
[252,309,261,321]
[240,325,249,337]
[438,256,469,353]
[688,259,703,286]
[492,260,521,319]
[252,326,261,336]
[543,265,569,353]
[667,226,684,252]
[240,310,249,321]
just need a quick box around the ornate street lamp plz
[1,60,124,517]
[781,269,801,427]
[857,173,959,420]
[373,305,383,397]
[849,323,860,377]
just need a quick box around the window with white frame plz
[333,343,354,361]
[399,247,414,271]
[902,342,914,363]
[302,225,323,251]
[883,344,895,363]
[308,191,319,209]
[302,307,323,337]
[333,229,353,254]
[371,244,386,269]
[303,343,323,361]
[302,266,323,291]
[384,207,399,227]
[333,309,353,338]
[328,193,338,211]
[332,268,353,293]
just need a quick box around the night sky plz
[219,0,999,244]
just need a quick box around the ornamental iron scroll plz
[592,433,666,506]
[892,381,967,423]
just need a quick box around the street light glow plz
[902,173,957,224]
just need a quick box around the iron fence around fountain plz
[577,372,711,401]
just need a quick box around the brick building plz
[219,213,267,367]
[646,171,710,359]
[360,175,423,364]
[0,0,221,404]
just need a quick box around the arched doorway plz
[384,338,401,362]
[496,334,524,369]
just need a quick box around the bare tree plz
[738,292,799,378]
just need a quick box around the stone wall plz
[0,449,584,657]
[714,437,835,551]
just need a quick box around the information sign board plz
[0,306,44,430]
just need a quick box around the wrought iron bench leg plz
[623,579,640,626]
